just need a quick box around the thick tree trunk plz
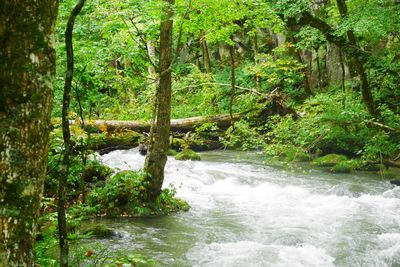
[144,0,175,200]
[0,1,59,266]
[59,0,86,266]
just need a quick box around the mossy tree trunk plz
[59,0,86,266]
[144,0,175,200]
[0,1,59,266]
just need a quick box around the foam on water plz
[96,148,400,266]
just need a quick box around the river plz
[89,148,400,266]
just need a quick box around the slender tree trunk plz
[287,26,313,96]
[229,38,236,124]
[336,0,378,116]
[0,1,59,266]
[252,33,262,90]
[59,1,86,266]
[339,47,346,107]
[147,40,157,77]
[144,0,175,200]
[200,30,212,73]
[315,46,322,91]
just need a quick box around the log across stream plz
[76,114,241,133]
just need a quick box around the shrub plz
[87,170,189,216]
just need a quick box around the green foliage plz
[265,90,400,160]
[222,120,265,150]
[87,170,189,216]
[244,46,307,100]
[313,154,348,167]
[175,149,201,161]
[330,161,352,173]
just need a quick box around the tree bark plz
[79,114,241,133]
[229,37,236,124]
[252,33,262,90]
[144,0,175,200]
[315,46,322,90]
[0,1,59,266]
[59,0,86,266]
[200,30,212,73]
[287,26,313,96]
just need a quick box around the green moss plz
[330,161,352,173]
[88,130,142,151]
[313,154,348,167]
[167,149,178,156]
[175,149,201,161]
[380,169,398,179]
[285,148,312,162]
[265,144,311,162]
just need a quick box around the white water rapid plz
[95,148,400,267]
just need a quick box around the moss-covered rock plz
[175,149,201,161]
[265,144,311,162]
[380,169,398,179]
[330,161,352,173]
[167,149,178,156]
[313,154,348,167]
[285,148,312,162]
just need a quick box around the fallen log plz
[77,113,241,133]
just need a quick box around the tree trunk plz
[287,26,313,96]
[144,0,175,201]
[78,114,241,133]
[315,46,322,91]
[339,47,346,107]
[229,38,236,124]
[0,1,59,266]
[252,33,262,90]
[59,0,86,266]
[200,30,212,73]
[335,0,378,117]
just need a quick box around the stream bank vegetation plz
[1,0,400,265]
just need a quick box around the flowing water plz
[90,148,400,266]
